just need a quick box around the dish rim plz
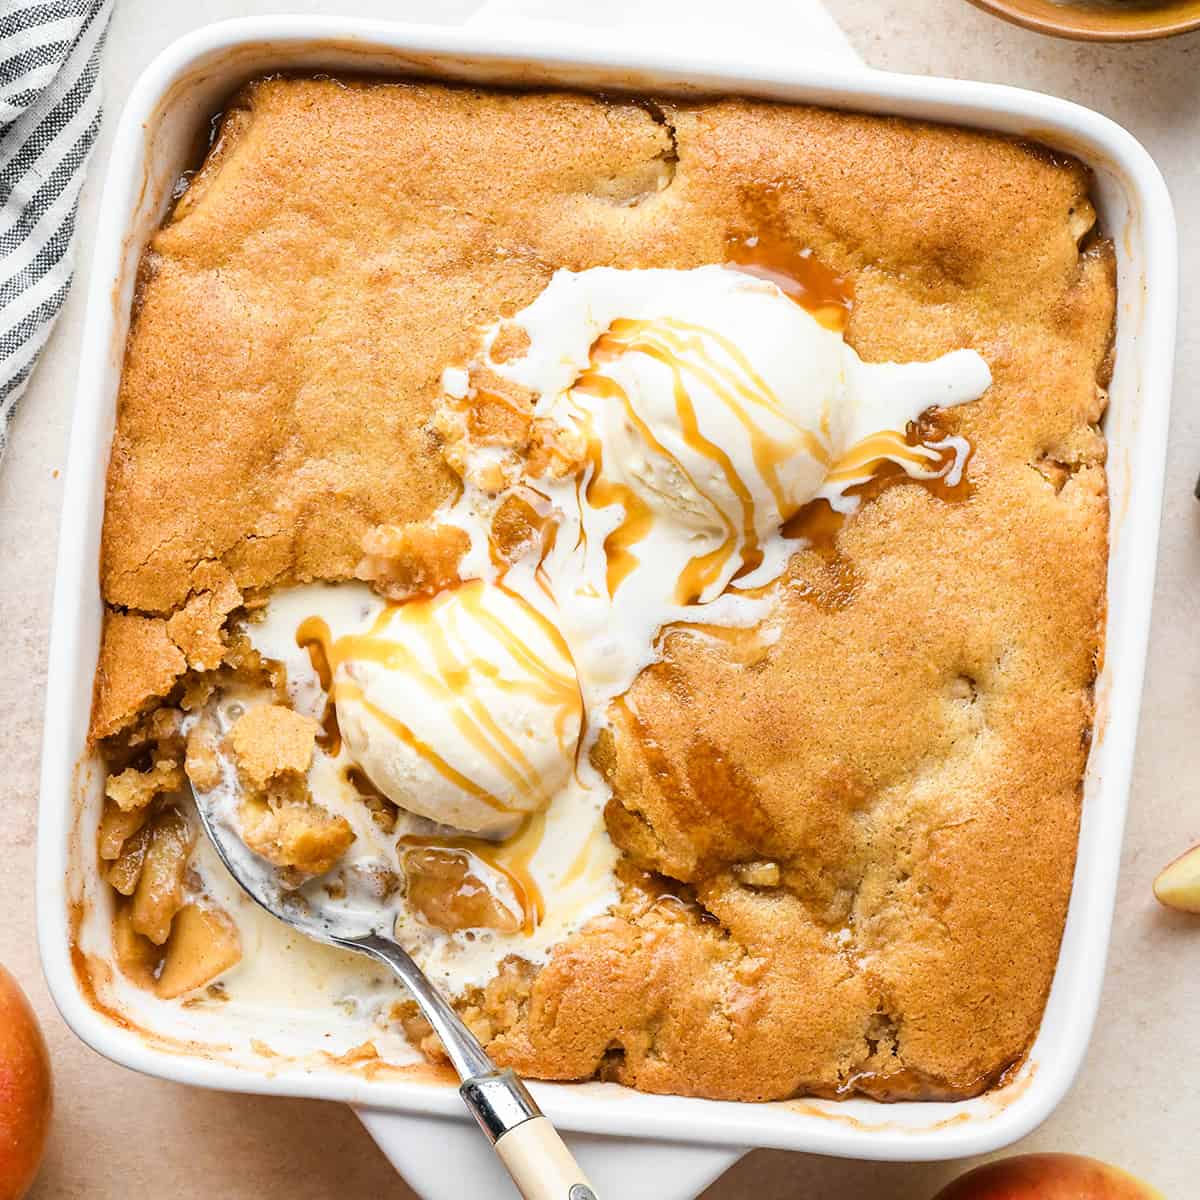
[36,14,1177,1163]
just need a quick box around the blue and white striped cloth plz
[0,0,112,458]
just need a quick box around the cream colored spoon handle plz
[461,1072,596,1199]
[494,1116,596,1200]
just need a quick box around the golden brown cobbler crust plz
[92,77,1114,1102]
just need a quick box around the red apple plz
[933,1155,1162,1200]
[0,966,52,1200]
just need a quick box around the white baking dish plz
[37,15,1176,1199]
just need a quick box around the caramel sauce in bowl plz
[964,0,1200,41]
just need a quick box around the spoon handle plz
[342,934,597,1199]
[343,932,494,1079]
[462,1070,597,1200]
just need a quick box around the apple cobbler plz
[87,76,1114,1103]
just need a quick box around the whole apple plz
[0,966,52,1200]
[933,1154,1163,1200]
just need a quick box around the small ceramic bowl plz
[966,0,1200,40]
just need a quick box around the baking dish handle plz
[465,0,864,70]
[355,1105,745,1200]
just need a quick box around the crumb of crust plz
[228,704,318,794]
[396,958,536,1061]
[490,492,550,563]
[226,703,353,876]
[525,416,589,481]
[239,794,354,877]
[465,367,536,446]
[99,706,187,778]
[434,381,588,492]
[90,612,186,743]
[185,722,223,792]
[490,325,531,364]
[179,674,218,714]
[105,758,184,812]
[432,400,472,482]
[356,521,469,602]
[432,409,510,494]
[433,369,538,494]
[177,642,287,718]
[166,564,243,670]
[126,706,185,754]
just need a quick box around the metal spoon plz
[192,791,597,1200]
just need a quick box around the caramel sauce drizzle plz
[824,429,957,488]
[533,519,558,604]
[578,314,839,604]
[725,230,854,331]
[296,581,582,819]
[300,630,343,756]
[582,429,655,596]
[576,333,743,602]
[783,433,973,559]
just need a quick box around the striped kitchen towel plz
[0,0,113,459]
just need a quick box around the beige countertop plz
[2,2,1197,1196]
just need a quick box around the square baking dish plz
[38,14,1176,1178]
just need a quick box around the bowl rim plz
[964,0,1200,42]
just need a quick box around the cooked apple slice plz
[112,900,164,989]
[130,808,194,944]
[155,904,242,999]
[1153,843,1200,914]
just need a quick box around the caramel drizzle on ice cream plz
[823,429,969,489]
[579,316,825,602]
[297,581,582,818]
[574,315,967,604]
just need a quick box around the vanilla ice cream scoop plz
[329,580,582,838]
[485,266,991,606]
[571,294,843,600]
